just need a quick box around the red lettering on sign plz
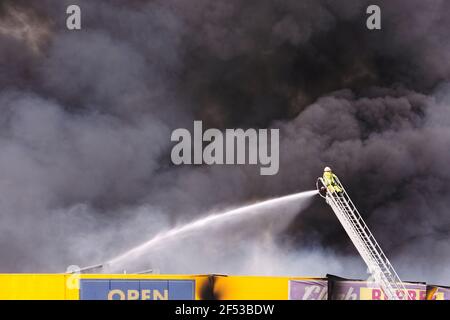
[372,289,382,300]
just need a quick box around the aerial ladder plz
[317,176,412,300]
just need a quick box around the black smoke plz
[0,0,449,283]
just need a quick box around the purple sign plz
[427,286,450,300]
[289,280,328,300]
[329,279,427,300]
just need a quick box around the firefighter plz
[323,166,343,195]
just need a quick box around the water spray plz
[103,190,318,271]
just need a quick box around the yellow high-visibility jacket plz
[323,171,342,193]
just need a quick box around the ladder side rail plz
[320,176,395,274]
[334,178,410,286]
[335,181,386,256]
[330,192,387,273]
[333,177,412,300]
[334,183,410,299]
[328,196,372,260]
[329,194,392,281]
[334,179,404,277]
[327,193,400,300]
[326,194,399,300]
[326,195,377,270]
[320,178,409,299]
[327,194,386,279]
[337,193,396,279]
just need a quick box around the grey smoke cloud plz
[0,0,449,284]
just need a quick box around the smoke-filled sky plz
[0,0,449,284]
